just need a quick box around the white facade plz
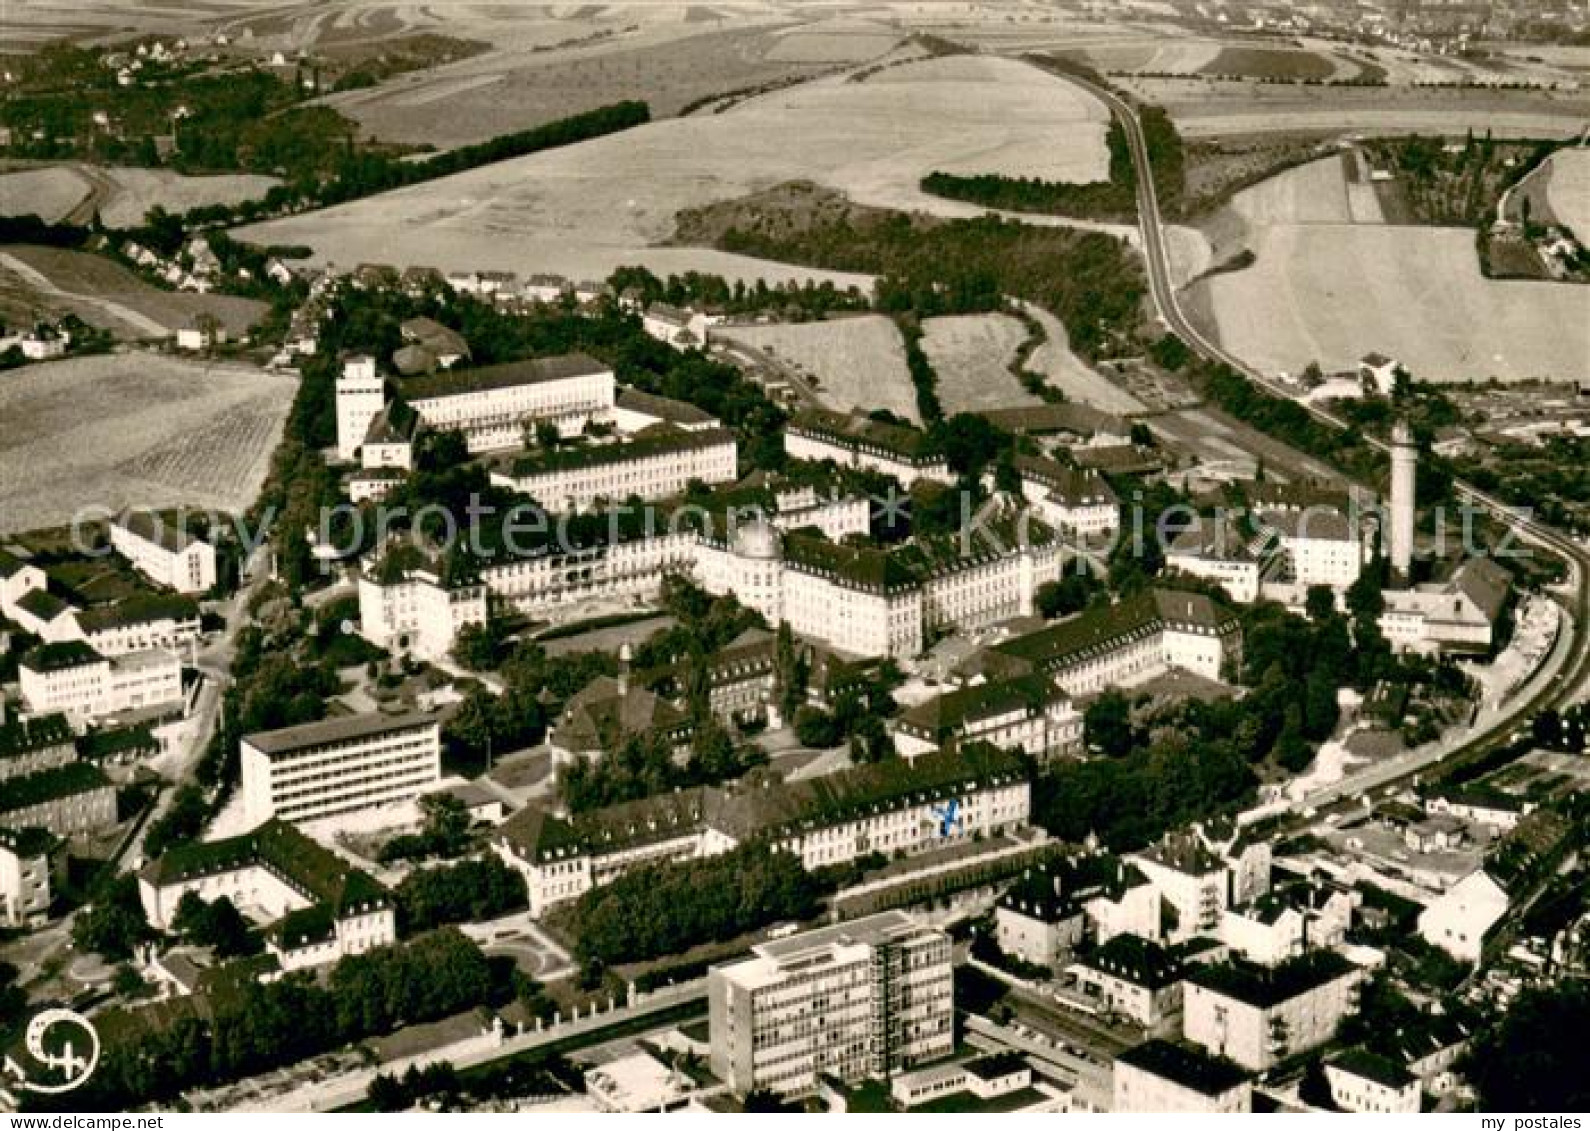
[489,429,738,512]
[784,414,954,487]
[404,355,615,453]
[19,645,183,727]
[1113,1044,1251,1113]
[1183,957,1364,1071]
[709,912,953,1096]
[110,513,217,594]
[1326,1054,1421,1114]
[0,831,57,927]
[1417,869,1508,964]
[240,713,442,826]
[356,567,488,662]
[336,355,385,462]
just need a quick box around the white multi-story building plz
[1380,558,1512,655]
[401,353,616,453]
[0,549,47,618]
[1012,455,1120,539]
[356,562,487,662]
[893,673,1080,762]
[709,911,953,1097]
[489,426,738,512]
[76,595,202,659]
[1166,518,1275,604]
[0,827,60,927]
[240,713,441,826]
[1182,953,1364,1071]
[495,744,1029,917]
[1325,1049,1421,1114]
[1261,508,1365,590]
[110,511,217,594]
[995,854,1160,968]
[1128,832,1231,944]
[18,642,183,728]
[138,818,395,971]
[784,409,954,487]
[1068,934,1186,1029]
[987,588,1243,697]
[1113,1040,1252,1113]
[1416,868,1509,964]
[336,354,386,462]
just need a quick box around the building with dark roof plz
[1183,952,1364,1070]
[110,511,216,594]
[893,673,1080,762]
[0,761,116,836]
[548,666,693,766]
[995,852,1158,967]
[0,825,63,926]
[138,818,394,971]
[1114,1039,1251,1113]
[490,424,738,512]
[785,408,953,487]
[0,714,77,783]
[241,712,440,826]
[399,353,615,454]
[496,744,1030,917]
[1070,934,1189,1029]
[1326,1047,1420,1113]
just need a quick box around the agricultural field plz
[0,246,267,340]
[1012,301,1145,415]
[239,54,1110,286]
[0,167,90,224]
[0,353,295,534]
[1198,46,1340,82]
[714,315,919,423]
[0,164,283,228]
[1192,223,1590,383]
[1545,147,1590,243]
[1113,75,1590,139]
[919,313,1036,415]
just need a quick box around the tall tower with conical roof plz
[1389,420,1417,580]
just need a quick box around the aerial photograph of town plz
[0,0,1586,1118]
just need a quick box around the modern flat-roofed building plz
[110,511,216,594]
[76,594,202,659]
[19,642,183,727]
[1183,952,1364,1071]
[241,713,441,826]
[709,911,953,1097]
[1113,1039,1251,1113]
[0,826,62,927]
[138,818,395,970]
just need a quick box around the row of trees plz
[572,844,822,966]
[73,929,500,1109]
[394,856,527,937]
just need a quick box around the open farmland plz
[714,315,918,423]
[1193,223,1590,383]
[0,167,90,223]
[0,353,294,534]
[1546,148,1590,243]
[920,313,1036,415]
[0,246,267,340]
[92,168,282,228]
[239,54,1110,286]
[1199,46,1339,82]
[1015,301,1145,414]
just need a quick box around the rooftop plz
[400,353,609,402]
[1116,1039,1249,1096]
[77,593,199,633]
[115,510,204,554]
[502,425,734,479]
[1185,951,1360,1009]
[0,825,60,858]
[21,640,104,673]
[788,408,942,463]
[896,674,1068,741]
[1079,933,1184,990]
[1330,1047,1415,1091]
[243,712,436,759]
[616,386,717,426]
[998,852,1148,922]
[0,714,75,760]
[991,588,1237,672]
[0,761,113,814]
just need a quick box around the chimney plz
[617,642,632,696]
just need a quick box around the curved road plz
[1067,72,1590,799]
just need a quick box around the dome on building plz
[731,517,782,561]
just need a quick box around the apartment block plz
[241,713,441,826]
[709,911,954,1097]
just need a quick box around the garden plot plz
[0,167,90,223]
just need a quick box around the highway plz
[1060,70,1590,803]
